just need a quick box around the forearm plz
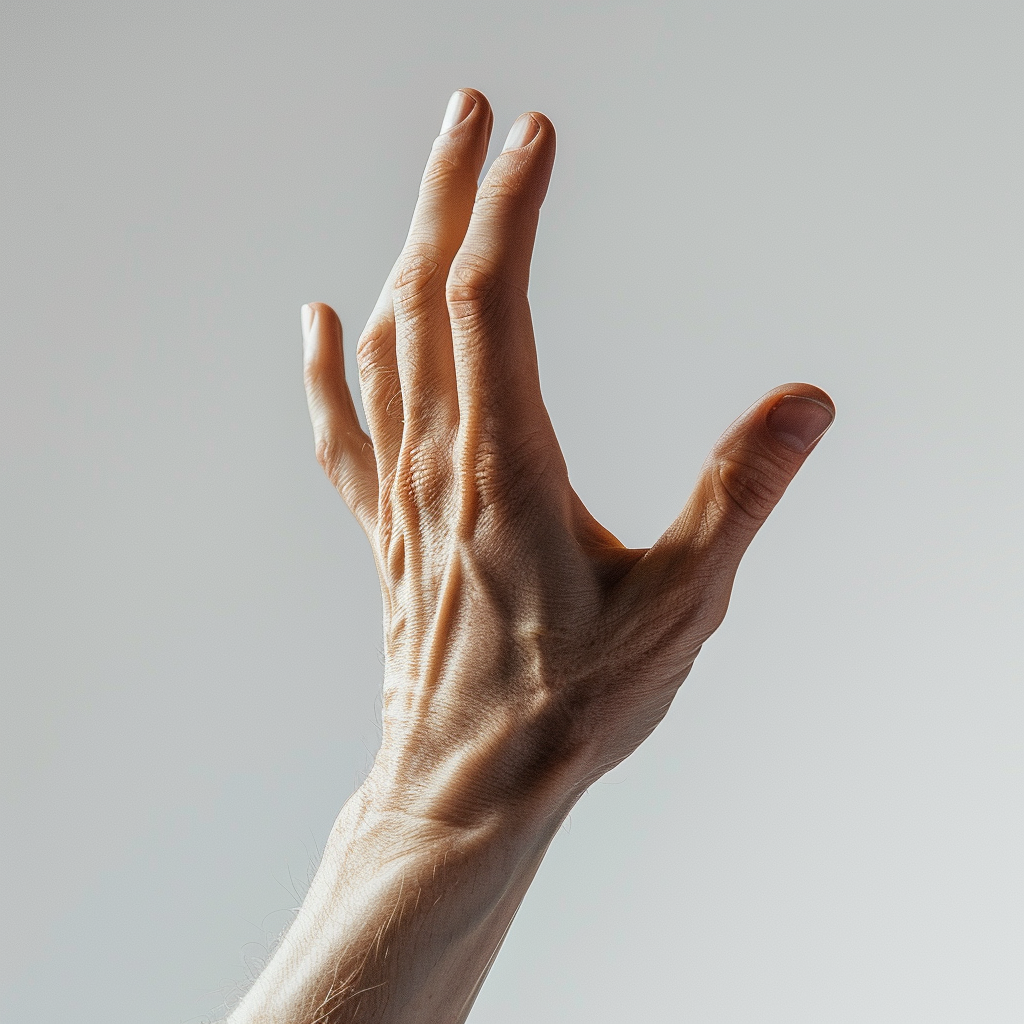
[227,765,574,1024]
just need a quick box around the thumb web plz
[619,383,835,642]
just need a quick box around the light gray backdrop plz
[1,2,1021,1021]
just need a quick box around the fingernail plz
[502,113,539,152]
[766,395,834,453]
[301,303,315,352]
[440,90,475,133]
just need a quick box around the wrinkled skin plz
[227,87,834,1024]
[301,88,835,831]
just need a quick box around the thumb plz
[623,384,834,640]
[695,383,835,554]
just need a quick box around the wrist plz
[367,673,597,839]
[353,748,576,874]
[230,684,589,1024]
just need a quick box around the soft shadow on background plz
[1,2,1021,1021]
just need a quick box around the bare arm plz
[227,87,834,1024]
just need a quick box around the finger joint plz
[712,454,784,524]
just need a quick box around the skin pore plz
[226,87,834,1024]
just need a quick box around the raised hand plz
[301,87,834,827]
[230,87,834,1024]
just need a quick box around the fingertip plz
[301,303,343,369]
[763,384,835,454]
[304,301,339,323]
[501,114,538,152]
[303,301,341,333]
[529,112,555,155]
[453,86,490,110]
[491,111,556,212]
[439,88,493,138]
[500,111,554,153]
[527,111,554,138]
[771,382,834,415]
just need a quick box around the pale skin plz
[226,88,835,1023]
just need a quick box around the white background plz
[2,2,1021,1020]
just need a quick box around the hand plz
[231,87,834,1024]
[303,88,833,828]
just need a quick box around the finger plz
[391,89,493,434]
[447,112,558,447]
[621,384,835,639]
[302,303,379,532]
[356,271,402,484]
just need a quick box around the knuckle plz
[446,254,502,314]
[712,453,784,523]
[456,425,554,514]
[393,440,451,515]
[356,318,393,371]
[475,174,525,206]
[392,245,443,315]
[316,435,375,511]
[315,434,349,491]
[314,433,349,482]
[466,441,506,506]
[314,434,334,471]
[420,152,462,191]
